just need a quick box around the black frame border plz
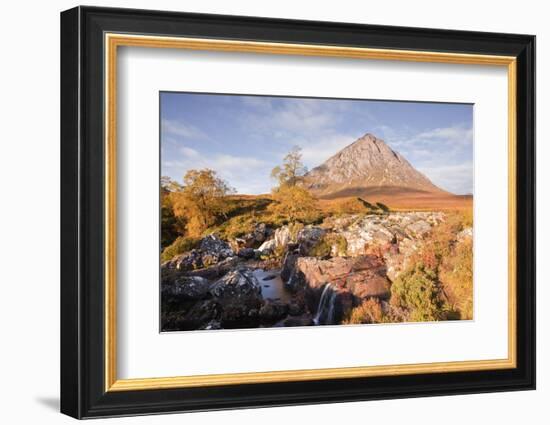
[60,6,535,419]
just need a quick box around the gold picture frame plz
[104,33,517,392]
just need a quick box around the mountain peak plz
[303,132,446,198]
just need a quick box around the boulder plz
[257,238,276,253]
[259,300,289,321]
[185,256,240,280]
[274,225,291,249]
[209,268,264,326]
[341,219,394,256]
[163,235,235,272]
[162,276,211,301]
[280,249,300,282]
[297,226,326,254]
[199,234,234,258]
[232,223,272,249]
[237,247,256,259]
[256,225,294,254]
[164,249,204,272]
[290,255,391,300]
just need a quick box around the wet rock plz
[259,300,289,321]
[292,255,391,300]
[280,249,300,282]
[288,302,303,316]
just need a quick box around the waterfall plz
[313,284,337,325]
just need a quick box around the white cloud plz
[162,150,271,194]
[161,119,207,140]
[242,98,345,138]
[295,133,359,167]
[179,146,199,157]
[418,162,473,195]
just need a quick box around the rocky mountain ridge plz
[303,133,448,198]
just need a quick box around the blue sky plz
[160,92,473,195]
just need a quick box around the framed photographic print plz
[60,6,536,419]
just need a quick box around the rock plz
[274,314,314,327]
[291,255,391,299]
[274,226,291,249]
[406,220,431,238]
[165,249,204,271]
[209,268,264,326]
[200,234,234,257]
[259,300,289,321]
[297,226,326,254]
[210,268,262,298]
[186,256,240,280]
[257,238,276,253]
[237,247,256,259]
[232,223,272,250]
[320,212,445,258]
[280,249,300,282]
[163,235,235,272]
[288,302,303,316]
[341,218,395,256]
[162,276,211,301]
[252,223,270,243]
[199,320,222,330]
[457,227,473,242]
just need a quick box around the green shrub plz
[390,263,444,322]
[161,236,200,263]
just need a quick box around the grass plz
[161,236,200,263]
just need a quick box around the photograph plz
[160,93,474,332]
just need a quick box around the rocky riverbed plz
[161,211,469,331]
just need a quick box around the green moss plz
[160,236,200,263]
[310,233,348,257]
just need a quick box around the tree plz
[171,169,235,237]
[269,185,318,222]
[160,176,184,248]
[269,147,318,222]
[270,146,308,187]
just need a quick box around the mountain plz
[303,133,448,199]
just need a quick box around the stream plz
[251,268,293,303]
